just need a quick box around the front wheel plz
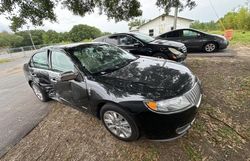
[203,42,217,53]
[31,82,49,102]
[100,104,140,141]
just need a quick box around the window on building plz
[162,16,165,21]
[149,29,154,36]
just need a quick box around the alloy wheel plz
[103,111,132,138]
[205,43,216,52]
[32,85,43,101]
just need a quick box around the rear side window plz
[118,35,140,46]
[167,31,180,37]
[105,36,119,45]
[31,51,49,69]
[182,30,200,37]
[51,51,75,72]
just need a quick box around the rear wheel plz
[100,104,140,141]
[203,42,217,53]
[31,82,49,102]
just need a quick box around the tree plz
[15,30,45,46]
[0,0,197,32]
[42,30,61,44]
[69,24,102,42]
[155,0,196,14]
[128,19,146,30]
[0,0,142,32]
[219,7,250,30]
[191,21,220,31]
[101,32,112,36]
[0,32,23,48]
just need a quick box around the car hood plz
[211,34,227,40]
[149,39,184,48]
[94,56,196,101]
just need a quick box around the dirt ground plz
[1,46,250,161]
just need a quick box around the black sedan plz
[156,28,229,53]
[23,42,202,141]
[94,32,187,62]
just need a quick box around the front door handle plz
[50,78,57,83]
[31,73,36,76]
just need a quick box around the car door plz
[180,30,203,49]
[29,50,52,93]
[49,49,89,109]
[117,34,144,55]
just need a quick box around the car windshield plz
[68,44,138,74]
[132,33,155,43]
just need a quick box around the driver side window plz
[51,51,75,72]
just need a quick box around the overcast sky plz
[0,0,247,33]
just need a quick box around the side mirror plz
[134,42,142,47]
[59,71,78,81]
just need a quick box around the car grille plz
[180,45,187,53]
[184,82,202,107]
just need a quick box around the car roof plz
[93,32,144,41]
[157,28,207,37]
[166,28,206,34]
[38,42,107,51]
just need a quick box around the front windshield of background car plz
[132,33,155,43]
[69,44,137,74]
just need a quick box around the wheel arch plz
[95,101,133,119]
[28,80,33,87]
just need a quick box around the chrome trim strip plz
[151,132,186,142]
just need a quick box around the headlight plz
[168,47,183,57]
[145,96,192,113]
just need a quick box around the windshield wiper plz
[95,59,135,75]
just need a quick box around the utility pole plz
[27,26,36,50]
[173,6,178,30]
[249,0,250,11]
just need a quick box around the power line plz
[208,0,226,31]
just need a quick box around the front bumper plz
[137,82,202,140]
[219,40,229,49]
[137,105,199,140]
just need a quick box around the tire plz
[100,103,140,141]
[31,82,50,102]
[203,42,217,53]
[153,53,168,59]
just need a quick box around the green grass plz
[183,144,202,161]
[0,58,11,64]
[208,30,250,45]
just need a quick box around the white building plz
[134,14,193,37]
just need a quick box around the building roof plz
[139,14,194,28]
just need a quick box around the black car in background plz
[23,42,202,141]
[94,32,187,62]
[156,28,229,53]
